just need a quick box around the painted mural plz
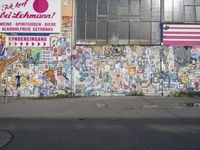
[71,45,200,96]
[0,33,71,97]
[0,43,199,97]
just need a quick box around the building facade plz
[0,0,199,97]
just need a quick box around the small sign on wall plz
[6,36,50,47]
[0,0,61,33]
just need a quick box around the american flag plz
[162,24,200,46]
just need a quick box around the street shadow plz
[0,118,200,150]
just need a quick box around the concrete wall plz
[0,0,199,97]
[1,45,199,97]
[69,45,200,96]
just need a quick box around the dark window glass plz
[185,6,195,22]
[97,22,107,44]
[108,0,119,21]
[108,22,119,44]
[164,0,173,21]
[195,0,200,5]
[173,0,184,22]
[151,22,160,45]
[77,22,85,42]
[184,0,194,5]
[76,0,163,45]
[141,0,151,21]
[77,0,86,21]
[152,0,160,21]
[87,0,97,21]
[119,22,129,44]
[98,0,107,16]
[86,22,96,42]
[130,22,140,44]
[196,6,200,21]
[129,0,140,16]
[140,22,151,44]
[119,0,129,16]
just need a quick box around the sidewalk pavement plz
[0,96,200,148]
[0,96,200,119]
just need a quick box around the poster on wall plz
[0,0,61,33]
[0,33,7,57]
[62,16,72,27]
[6,35,50,47]
[162,23,200,46]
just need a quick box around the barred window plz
[76,0,200,45]
[164,0,200,22]
[76,0,161,45]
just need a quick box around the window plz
[86,22,96,42]
[108,22,119,44]
[196,6,200,21]
[173,0,184,22]
[119,22,129,44]
[130,22,140,44]
[164,0,200,22]
[152,0,160,21]
[76,0,161,45]
[77,22,85,43]
[185,6,195,22]
[141,0,151,21]
[87,0,97,21]
[97,22,107,43]
[184,0,194,5]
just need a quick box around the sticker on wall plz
[0,33,7,57]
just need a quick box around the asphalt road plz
[0,96,200,150]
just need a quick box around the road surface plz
[0,96,200,150]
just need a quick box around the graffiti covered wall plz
[0,0,74,97]
[1,44,199,97]
[1,0,199,97]
[0,33,72,97]
[72,46,200,96]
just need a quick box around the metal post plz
[5,64,8,104]
[71,0,74,96]
[160,47,164,96]
[0,74,4,103]
[160,0,164,96]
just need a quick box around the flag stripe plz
[169,27,200,29]
[164,36,200,39]
[163,32,200,34]
[164,29,200,32]
[163,41,200,46]
[164,34,200,36]
[164,39,200,41]
[162,23,200,46]
[164,24,200,28]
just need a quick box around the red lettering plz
[12,11,21,18]
[1,3,14,11]
[0,12,12,18]
[15,0,29,8]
